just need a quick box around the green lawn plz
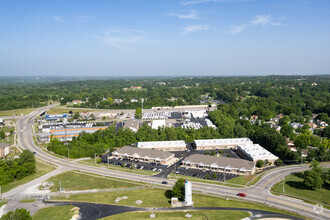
[32,205,75,220]
[225,174,256,185]
[53,187,302,218]
[0,202,7,208]
[271,173,330,206]
[0,108,37,117]
[78,159,158,176]
[19,198,36,203]
[44,171,140,192]
[104,210,250,220]
[1,160,56,193]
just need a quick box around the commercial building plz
[138,140,187,151]
[0,143,10,158]
[237,144,278,165]
[110,146,176,165]
[182,154,256,175]
[123,119,140,132]
[194,138,253,150]
[151,119,166,129]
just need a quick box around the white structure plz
[237,144,278,164]
[194,138,253,150]
[137,141,186,151]
[151,119,166,129]
[184,180,193,206]
[184,110,207,119]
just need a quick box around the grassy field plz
[0,108,37,116]
[78,159,158,176]
[271,173,330,206]
[1,160,56,193]
[0,202,7,208]
[46,107,101,115]
[44,171,140,192]
[54,187,302,218]
[33,205,75,220]
[225,174,256,185]
[19,198,36,203]
[104,210,250,220]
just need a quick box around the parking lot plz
[107,157,168,172]
[173,167,239,181]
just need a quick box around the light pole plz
[283,176,285,194]
[94,153,96,165]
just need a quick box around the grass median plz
[43,171,140,192]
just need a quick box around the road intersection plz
[2,107,329,219]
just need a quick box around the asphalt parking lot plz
[107,158,168,172]
[174,167,239,181]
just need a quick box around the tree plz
[0,131,5,139]
[73,112,80,119]
[256,160,264,168]
[212,173,217,180]
[205,174,210,179]
[172,178,185,201]
[279,116,290,125]
[294,134,310,149]
[303,170,324,189]
[317,113,328,122]
[275,158,283,166]
[322,126,330,138]
[135,108,142,119]
[280,124,294,138]
[0,208,32,220]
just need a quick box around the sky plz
[0,0,330,77]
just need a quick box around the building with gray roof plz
[182,154,256,175]
[111,146,176,165]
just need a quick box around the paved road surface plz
[2,107,329,220]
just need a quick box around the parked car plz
[175,170,180,174]
[161,181,168,185]
[237,193,246,197]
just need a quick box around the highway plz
[6,107,329,220]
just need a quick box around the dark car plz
[161,181,168,185]
[237,193,246,197]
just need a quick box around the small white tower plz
[184,180,193,206]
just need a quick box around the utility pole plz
[68,148,69,159]
[59,181,61,192]
[223,168,226,182]
[283,176,285,194]
[94,153,96,165]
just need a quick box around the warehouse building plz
[237,144,278,165]
[194,138,253,150]
[110,146,176,165]
[182,154,256,175]
[138,140,187,151]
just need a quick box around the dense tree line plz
[1,76,329,115]
[0,150,36,185]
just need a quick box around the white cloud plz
[97,30,158,49]
[183,25,209,35]
[53,16,63,22]
[230,14,284,34]
[169,10,200,19]
[77,15,95,21]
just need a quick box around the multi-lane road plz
[5,107,329,219]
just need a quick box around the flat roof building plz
[237,144,278,164]
[182,154,255,175]
[111,146,176,165]
[138,140,186,151]
[194,138,253,150]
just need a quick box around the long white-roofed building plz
[194,138,253,150]
[110,146,176,165]
[138,140,186,151]
[237,144,278,165]
[182,154,256,175]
